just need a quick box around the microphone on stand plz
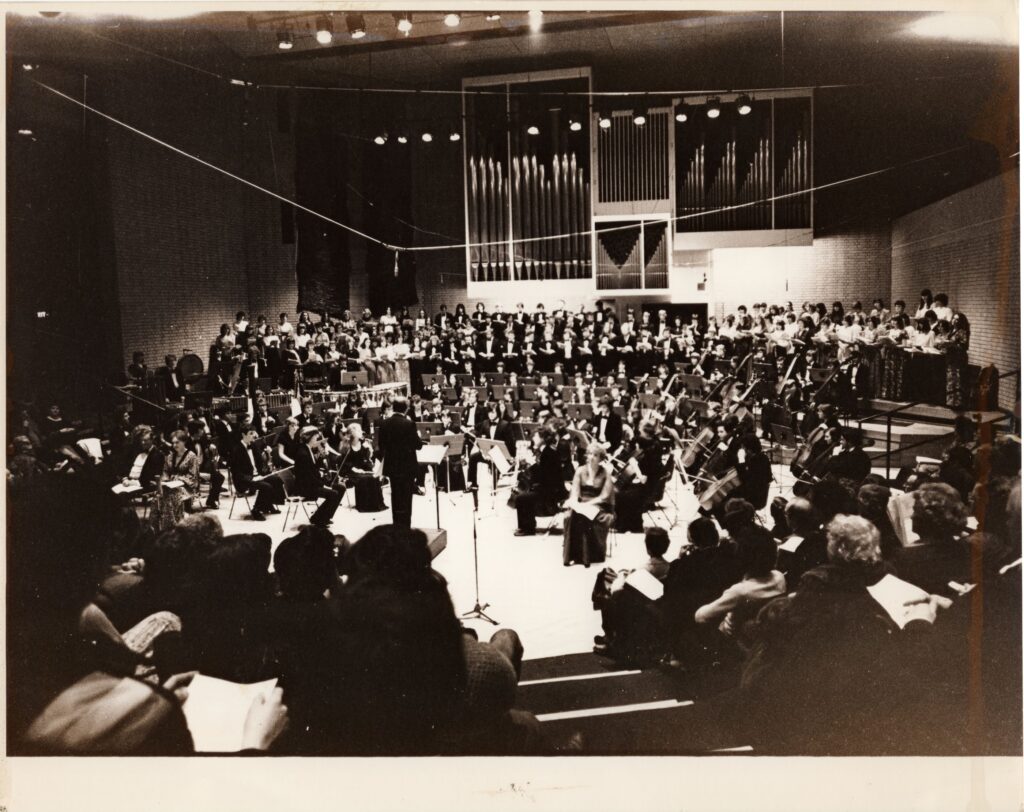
[469,484,479,511]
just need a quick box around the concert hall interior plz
[6,5,1022,762]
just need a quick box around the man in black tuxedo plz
[155,354,186,401]
[434,304,453,331]
[594,396,624,453]
[230,426,284,521]
[468,404,516,489]
[294,428,345,528]
[378,396,422,527]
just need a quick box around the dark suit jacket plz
[155,366,185,400]
[595,412,624,451]
[529,445,567,508]
[378,413,422,480]
[475,419,515,454]
[294,444,327,499]
[123,447,165,491]
[737,452,772,509]
[230,443,268,492]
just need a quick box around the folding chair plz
[277,468,322,531]
[226,468,252,520]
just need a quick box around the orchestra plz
[116,293,974,537]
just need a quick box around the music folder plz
[416,444,448,466]
[430,433,464,456]
[475,438,512,464]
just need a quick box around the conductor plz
[378,395,422,527]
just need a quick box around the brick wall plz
[97,65,297,369]
[891,170,1021,409]
[710,224,893,317]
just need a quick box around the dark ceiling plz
[7,8,1019,229]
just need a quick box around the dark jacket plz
[378,413,422,480]
[293,444,326,499]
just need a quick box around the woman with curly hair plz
[894,482,971,595]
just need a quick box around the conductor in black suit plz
[378,396,422,527]
[155,354,186,401]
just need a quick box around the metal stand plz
[461,486,498,625]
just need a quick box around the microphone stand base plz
[461,603,499,625]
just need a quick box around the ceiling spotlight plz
[528,9,544,31]
[706,98,721,119]
[346,13,366,39]
[22,63,35,71]
[449,130,461,142]
[486,13,501,21]
[569,118,582,132]
[18,129,34,136]
[736,94,752,115]
[421,131,433,143]
[444,13,461,27]
[374,134,388,145]
[315,16,333,45]
[526,124,540,136]
[277,31,293,50]
[632,107,647,127]
[396,133,409,144]
[675,106,688,123]
[394,13,412,34]
[598,112,612,130]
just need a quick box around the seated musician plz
[593,396,623,453]
[274,417,301,467]
[297,399,317,429]
[127,351,148,385]
[512,427,567,537]
[187,419,223,510]
[467,404,515,490]
[294,427,345,528]
[823,427,872,492]
[733,433,772,511]
[614,421,668,532]
[563,442,615,568]
[118,424,164,494]
[230,424,284,521]
[155,354,186,401]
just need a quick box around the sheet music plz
[866,574,931,629]
[625,568,665,601]
[111,482,142,495]
[487,445,512,475]
[181,675,278,752]
[565,498,601,521]
[779,534,805,553]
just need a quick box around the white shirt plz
[278,321,293,335]
[932,305,953,323]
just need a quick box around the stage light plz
[675,106,688,123]
[374,134,387,145]
[421,131,433,142]
[315,16,333,45]
[632,106,647,126]
[736,94,752,115]
[598,112,612,130]
[394,13,412,34]
[486,13,501,21]
[396,133,409,144]
[569,118,582,132]
[449,130,461,142]
[528,9,544,31]
[444,13,461,27]
[706,98,721,119]
[22,63,35,71]
[277,31,293,50]
[526,124,540,136]
[18,129,33,136]
[346,13,366,39]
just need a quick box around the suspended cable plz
[32,79,397,250]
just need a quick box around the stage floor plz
[206,463,807,662]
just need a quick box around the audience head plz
[826,515,882,568]
[274,526,337,602]
[785,497,819,537]
[736,526,778,578]
[131,424,154,450]
[346,525,434,586]
[810,480,858,524]
[912,482,968,542]
[194,533,273,611]
[644,527,671,559]
[687,516,720,549]
[392,396,409,415]
[722,498,756,536]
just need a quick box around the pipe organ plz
[462,70,812,291]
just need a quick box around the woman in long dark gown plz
[563,442,615,567]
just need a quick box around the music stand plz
[340,371,369,389]
[475,438,513,509]
[421,373,446,390]
[612,404,627,418]
[417,442,449,527]
[566,403,594,421]
[519,400,539,420]
[416,421,444,441]
[454,373,476,388]
[522,383,540,400]
[680,374,706,398]
[484,372,507,386]
[440,386,459,403]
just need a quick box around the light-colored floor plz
[207,462,810,661]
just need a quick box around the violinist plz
[338,423,385,512]
[274,417,301,468]
[614,421,668,532]
[294,427,345,528]
[512,427,567,536]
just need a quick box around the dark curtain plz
[362,139,419,312]
[294,99,352,314]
